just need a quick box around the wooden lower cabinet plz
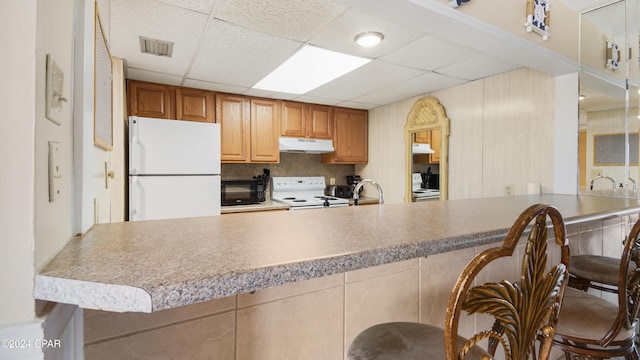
[176,88,214,122]
[250,99,280,163]
[322,108,368,164]
[217,94,250,162]
[128,80,174,119]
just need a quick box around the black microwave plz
[221,179,266,206]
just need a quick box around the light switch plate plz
[48,141,62,202]
[45,54,65,125]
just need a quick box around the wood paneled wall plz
[362,68,559,202]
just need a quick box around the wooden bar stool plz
[551,218,640,359]
[347,204,570,360]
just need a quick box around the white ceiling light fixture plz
[354,32,384,47]
[252,45,371,94]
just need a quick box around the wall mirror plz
[578,0,639,197]
[404,97,450,203]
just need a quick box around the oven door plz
[221,180,258,206]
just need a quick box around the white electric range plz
[271,177,349,210]
[412,173,440,201]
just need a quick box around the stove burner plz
[283,197,296,200]
[314,196,339,201]
[292,199,307,203]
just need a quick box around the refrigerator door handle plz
[130,175,138,221]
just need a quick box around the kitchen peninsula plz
[35,194,640,313]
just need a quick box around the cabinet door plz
[308,105,333,139]
[128,80,174,119]
[176,88,214,123]
[414,131,431,144]
[430,128,441,163]
[216,94,250,162]
[281,101,306,137]
[322,108,367,164]
[250,98,280,163]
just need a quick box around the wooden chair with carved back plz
[347,204,570,360]
[551,217,640,360]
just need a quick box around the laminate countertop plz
[34,194,640,313]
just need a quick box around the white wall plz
[0,0,38,325]
[1,0,107,358]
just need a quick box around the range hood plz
[412,143,435,154]
[279,137,334,154]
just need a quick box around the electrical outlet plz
[504,184,514,196]
[329,178,336,185]
[590,169,602,178]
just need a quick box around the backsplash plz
[222,152,356,186]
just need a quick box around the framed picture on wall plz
[94,5,113,151]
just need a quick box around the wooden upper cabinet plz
[308,105,333,139]
[281,101,306,137]
[176,88,214,123]
[430,128,441,163]
[128,80,174,119]
[251,98,280,163]
[216,94,250,162]
[322,108,368,164]
[281,102,333,140]
[413,129,440,164]
[414,131,431,144]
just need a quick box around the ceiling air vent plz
[139,36,174,57]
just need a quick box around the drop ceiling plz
[106,0,607,110]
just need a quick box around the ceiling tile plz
[182,79,250,94]
[188,20,302,87]
[380,34,478,71]
[155,0,217,14]
[306,60,425,100]
[309,8,424,58]
[436,53,521,81]
[212,0,348,42]
[351,72,467,106]
[126,68,185,86]
[110,0,208,76]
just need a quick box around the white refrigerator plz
[128,116,221,221]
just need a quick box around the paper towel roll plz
[527,182,541,195]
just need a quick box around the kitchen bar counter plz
[34,194,640,313]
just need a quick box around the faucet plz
[589,175,616,190]
[630,177,637,192]
[353,179,384,206]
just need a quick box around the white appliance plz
[271,176,349,210]
[412,173,440,201]
[279,137,334,154]
[128,116,221,221]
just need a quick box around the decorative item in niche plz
[525,0,550,41]
[606,40,621,71]
[449,0,470,8]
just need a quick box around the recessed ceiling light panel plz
[252,45,371,94]
[354,32,384,47]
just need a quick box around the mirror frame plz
[404,96,450,203]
